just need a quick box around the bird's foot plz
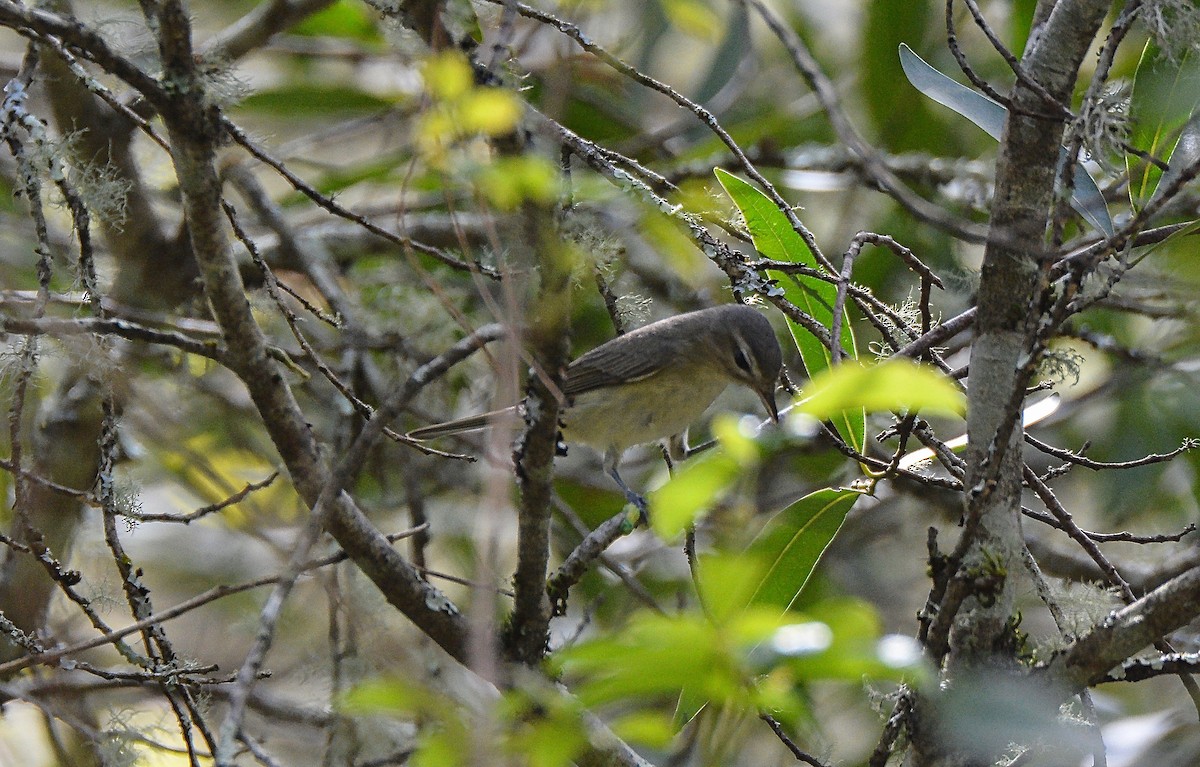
[607,463,649,532]
[619,490,649,534]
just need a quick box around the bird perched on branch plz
[408,304,783,520]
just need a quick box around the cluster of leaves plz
[1,1,1199,766]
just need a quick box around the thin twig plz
[760,714,830,766]
[0,526,428,678]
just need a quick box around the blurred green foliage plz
[2,0,1198,764]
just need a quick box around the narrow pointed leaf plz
[1068,158,1113,235]
[899,44,1113,235]
[1129,44,1200,206]
[714,168,866,453]
[898,44,1006,139]
[744,488,861,612]
[1150,108,1200,206]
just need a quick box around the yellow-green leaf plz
[459,89,522,135]
[796,359,965,420]
[423,51,473,101]
[662,0,722,41]
[649,449,741,539]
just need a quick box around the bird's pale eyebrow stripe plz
[733,334,757,376]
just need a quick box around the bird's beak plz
[758,387,780,424]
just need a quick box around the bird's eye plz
[733,348,752,373]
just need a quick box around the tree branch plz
[1042,566,1200,689]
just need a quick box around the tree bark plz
[913,1,1113,764]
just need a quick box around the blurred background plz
[0,1,1198,765]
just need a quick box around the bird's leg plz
[604,448,648,528]
[666,432,688,468]
[609,467,649,529]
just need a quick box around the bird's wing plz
[563,332,679,396]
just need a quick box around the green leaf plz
[714,168,866,453]
[423,50,474,101]
[339,678,422,713]
[695,551,771,624]
[899,44,1113,235]
[557,608,807,724]
[292,0,382,43]
[661,0,722,41]
[458,89,523,135]
[414,730,467,767]
[474,155,559,209]
[610,711,676,749]
[797,358,966,421]
[1009,0,1037,57]
[283,150,411,199]
[743,488,861,612]
[1128,44,1200,206]
[709,411,761,464]
[559,602,909,734]
[237,84,394,116]
[338,677,458,722]
[649,415,766,539]
[649,449,742,540]
[692,4,751,105]
[672,686,710,730]
[1152,109,1200,205]
[557,612,745,706]
[505,700,588,767]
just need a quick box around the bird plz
[408,304,784,521]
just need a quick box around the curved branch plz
[204,0,337,61]
[143,0,472,672]
[1042,566,1200,689]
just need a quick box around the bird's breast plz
[560,366,732,452]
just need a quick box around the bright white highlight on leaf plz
[770,622,834,656]
[781,409,820,438]
[738,414,763,437]
[877,634,923,668]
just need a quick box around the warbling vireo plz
[408,304,783,516]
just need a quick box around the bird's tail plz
[406,407,519,440]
